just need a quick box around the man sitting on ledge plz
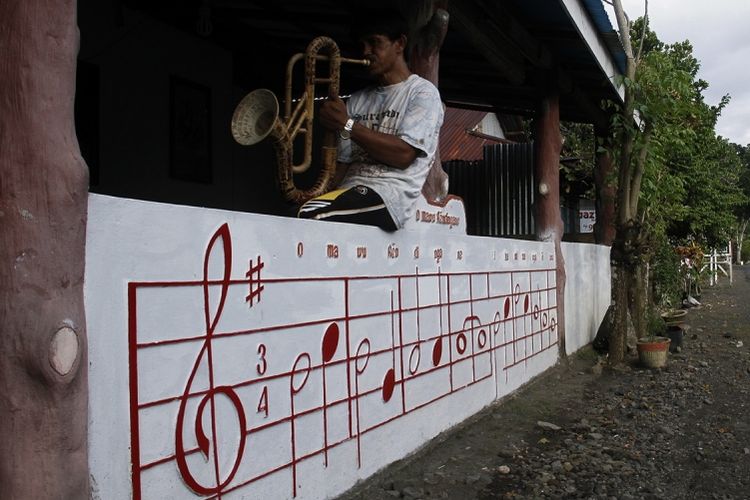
[298,8,444,231]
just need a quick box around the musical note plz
[381,291,397,404]
[289,352,312,497]
[382,368,396,402]
[245,255,264,306]
[431,336,443,367]
[522,283,531,363]
[504,296,511,319]
[456,316,471,355]
[490,310,507,392]
[321,322,339,466]
[532,286,542,352]
[460,315,477,383]
[353,338,371,467]
[431,270,446,367]
[174,223,247,496]
[408,267,422,376]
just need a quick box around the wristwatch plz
[339,118,355,140]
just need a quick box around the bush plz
[651,237,682,307]
[646,307,666,338]
[742,239,750,263]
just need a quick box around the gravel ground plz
[338,265,750,500]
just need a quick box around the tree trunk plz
[610,263,629,361]
[404,1,450,201]
[608,0,643,364]
[594,126,616,246]
[734,219,748,264]
[0,1,89,498]
[630,262,648,340]
[533,93,566,358]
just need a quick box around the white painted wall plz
[86,194,563,499]
[562,242,612,354]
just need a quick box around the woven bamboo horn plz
[231,36,369,205]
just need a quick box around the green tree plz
[560,121,596,199]
[604,2,743,361]
[731,143,750,262]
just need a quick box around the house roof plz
[440,108,505,162]
[124,0,625,127]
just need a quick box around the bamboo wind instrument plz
[231,36,370,205]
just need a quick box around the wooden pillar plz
[403,0,450,201]
[533,93,566,357]
[0,0,89,497]
[594,125,616,246]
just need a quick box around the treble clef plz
[175,223,247,496]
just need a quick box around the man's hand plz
[319,92,418,170]
[319,93,348,131]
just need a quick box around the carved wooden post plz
[594,125,616,246]
[533,93,567,356]
[403,0,450,201]
[0,0,89,497]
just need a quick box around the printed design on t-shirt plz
[351,108,402,164]
[352,110,401,122]
[341,79,443,186]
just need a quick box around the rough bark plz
[533,93,567,358]
[734,219,748,264]
[403,1,450,201]
[630,262,648,340]
[608,0,640,364]
[594,127,616,246]
[610,264,628,360]
[0,1,89,498]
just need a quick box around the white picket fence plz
[705,247,733,287]
[683,247,732,300]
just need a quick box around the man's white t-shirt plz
[338,74,444,228]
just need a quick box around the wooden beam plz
[447,0,526,85]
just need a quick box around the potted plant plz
[660,308,687,351]
[676,242,705,300]
[660,308,687,326]
[637,310,671,368]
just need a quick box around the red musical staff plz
[127,223,559,499]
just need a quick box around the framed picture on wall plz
[169,76,212,183]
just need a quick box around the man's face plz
[358,34,404,79]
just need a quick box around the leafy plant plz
[742,239,750,263]
[646,307,666,340]
[652,236,682,307]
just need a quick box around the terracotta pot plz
[661,309,687,326]
[636,336,671,368]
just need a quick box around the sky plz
[603,0,750,146]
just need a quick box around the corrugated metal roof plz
[581,0,627,74]
[439,107,504,161]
